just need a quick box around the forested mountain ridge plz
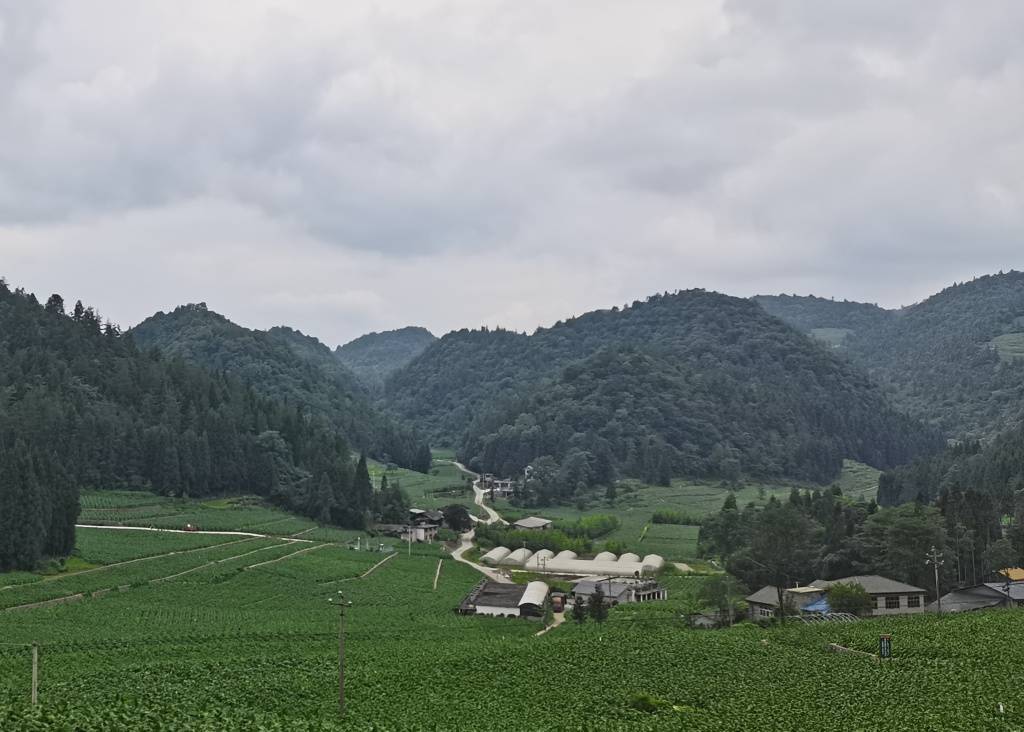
[0,282,377,570]
[132,305,431,472]
[335,326,436,390]
[386,290,942,497]
[847,272,1024,439]
[757,272,1024,439]
[752,294,893,348]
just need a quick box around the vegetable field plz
[4,510,1024,729]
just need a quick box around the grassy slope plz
[368,457,481,515]
[79,491,370,544]
[992,332,1024,361]
[809,327,853,347]
[494,461,879,562]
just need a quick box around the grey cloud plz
[1,1,1024,344]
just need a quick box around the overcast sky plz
[2,1,1023,346]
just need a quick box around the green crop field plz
[3,516,1024,730]
[368,458,478,514]
[834,459,881,501]
[78,491,371,544]
[809,327,853,347]
[73,527,240,565]
[492,463,876,562]
[991,332,1024,362]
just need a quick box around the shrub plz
[651,509,702,526]
[826,582,874,616]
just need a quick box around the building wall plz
[748,602,776,621]
[870,593,926,616]
[473,605,520,618]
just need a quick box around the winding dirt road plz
[442,461,512,582]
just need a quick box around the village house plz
[409,508,444,526]
[513,516,552,531]
[457,579,549,619]
[571,577,667,606]
[928,581,1024,613]
[481,474,516,499]
[373,508,444,544]
[746,575,928,620]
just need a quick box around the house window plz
[907,596,921,608]
[885,596,900,609]
[758,606,773,618]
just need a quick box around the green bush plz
[651,509,702,526]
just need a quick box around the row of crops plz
[78,491,373,546]
[5,522,1024,729]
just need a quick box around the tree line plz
[700,485,1018,617]
[131,304,432,473]
[0,282,411,570]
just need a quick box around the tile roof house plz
[513,516,552,531]
[928,581,1024,613]
[571,577,667,606]
[746,575,928,620]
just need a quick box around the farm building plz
[481,474,516,498]
[373,523,438,543]
[481,547,665,577]
[409,508,444,525]
[457,580,549,619]
[372,508,449,543]
[746,575,927,620]
[513,516,552,531]
[928,582,1024,613]
[571,577,667,606]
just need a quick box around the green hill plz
[0,282,373,570]
[753,294,893,348]
[848,272,1024,438]
[132,305,430,472]
[756,273,1024,439]
[335,326,436,390]
[386,290,941,495]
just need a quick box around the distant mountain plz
[335,326,436,390]
[131,305,431,471]
[386,290,941,494]
[757,273,1024,439]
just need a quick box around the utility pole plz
[329,591,352,716]
[926,545,944,614]
[31,642,38,706]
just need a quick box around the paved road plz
[471,483,508,526]
[442,462,513,582]
[451,530,511,583]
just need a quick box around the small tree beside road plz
[571,596,588,624]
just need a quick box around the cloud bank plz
[2,1,1023,344]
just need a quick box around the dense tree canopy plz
[335,326,436,392]
[132,304,430,472]
[757,272,1024,440]
[0,282,387,569]
[704,484,1016,604]
[387,290,941,499]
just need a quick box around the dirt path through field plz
[75,524,314,543]
[0,537,258,592]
